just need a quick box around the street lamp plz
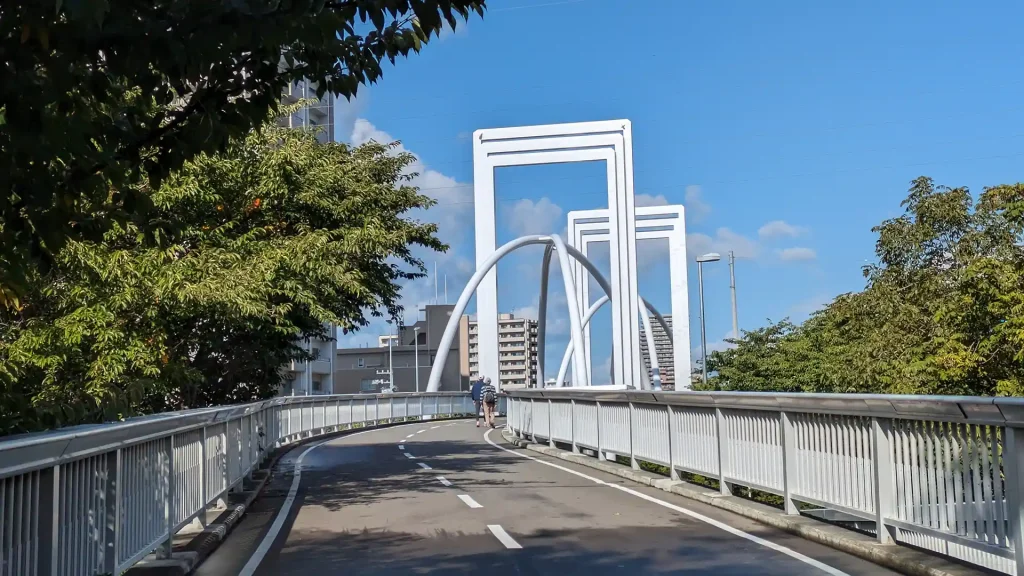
[414,326,421,393]
[696,252,721,387]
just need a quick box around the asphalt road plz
[196,419,900,575]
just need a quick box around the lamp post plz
[388,331,394,392]
[696,252,721,387]
[414,326,421,392]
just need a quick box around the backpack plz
[484,388,495,404]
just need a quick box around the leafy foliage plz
[702,177,1024,396]
[0,112,443,434]
[0,0,485,306]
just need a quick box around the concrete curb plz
[500,430,985,576]
[124,416,471,575]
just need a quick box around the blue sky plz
[335,0,1024,381]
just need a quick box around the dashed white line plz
[458,494,483,509]
[436,476,453,487]
[417,462,432,470]
[405,434,414,439]
[416,429,427,434]
[404,452,415,459]
[487,525,522,549]
[431,425,441,430]
[482,430,849,576]
[398,444,405,450]
[238,421,427,576]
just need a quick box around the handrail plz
[504,389,1024,575]
[0,391,480,576]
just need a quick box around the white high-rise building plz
[639,314,676,389]
[462,313,539,389]
[281,79,335,144]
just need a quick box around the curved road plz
[196,419,899,575]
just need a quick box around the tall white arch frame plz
[567,205,692,389]
[473,120,641,391]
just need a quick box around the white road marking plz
[239,421,427,576]
[405,434,415,439]
[417,462,432,470]
[416,429,427,434]
[487,525,522,549]
[483,430,850,576]
[404,452,415,459]
[458,494,483,509]
[398,444,404,450]
[431,425,441,430]
[437,476,453,487]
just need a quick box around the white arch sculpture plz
[555,295,672,390]
[425,235,666,393]
[472,121,642,389]
[567,205,691,388]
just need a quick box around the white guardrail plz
[0,392,487,576]
[506,389,1024,575]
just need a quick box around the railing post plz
[597,401,604,460]
[666,405,679,480]
[37,465,59,576]
[871,417,895,544]
[548,399,555,448]
[199,426,208,513]
[531,398,537,443]
[405,395,410,421]
[1006,426,1024,573]
[159,435,175,558]
[103,450,122,574]
[571,399,580,454]
[629,401,640,470]
[780,411,799,514]
[715,407,730,495]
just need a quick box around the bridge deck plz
[197,419,899,575]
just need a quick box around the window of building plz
[311,347,321,360]
[357,357,365,368]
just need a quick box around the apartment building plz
[281,329,337,395]
[461,313,539,389]
[280,78,335,143]
[639,314,675,390]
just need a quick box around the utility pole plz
[388,335,394,391]
[729,251,739,339]
[444,274,448,304]
[434,261,438,304]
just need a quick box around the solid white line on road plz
[238,421,427,576]
[417,462,432,470]
[398,444,404,450]
[458,494,483,509]
[483,430,850,576]
[436,476,453,487]
[404,452,415,459]
[487,525,522,549]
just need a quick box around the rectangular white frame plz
[473,120,640,390]
[567,205,691,389]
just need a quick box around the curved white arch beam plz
[555,295,664,390]
[550,233,590,388]
[427,235,586,393]
[536,243,555,386]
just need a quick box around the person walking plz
[470,375,485,427]
[480,377,497,429]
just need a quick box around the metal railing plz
[505,389,1024,575]
[0,392,478,576]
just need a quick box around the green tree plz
[0,0,485,307]
[706,177,1024,396]
[0,110,443,435]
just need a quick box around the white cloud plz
[684,185,711,223]
[635,193,669,207]
[686,228,760,260]
[506,197,564,237]
[777,247,817,262]
[758,220,805,239]
[788,294,834,319]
